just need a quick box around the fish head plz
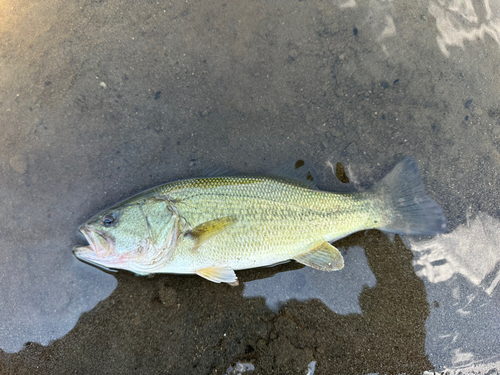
[73,199,179,275]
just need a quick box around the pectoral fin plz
[294,242,344,271]
[187,216,237,251]
[196,266,239,286]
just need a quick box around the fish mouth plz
[73,225,117,267]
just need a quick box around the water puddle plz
[406,213,500,371]
[244,246,376,315]
[0,240,116,353]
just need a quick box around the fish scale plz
[151,177,384,271]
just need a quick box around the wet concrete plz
[0,232,432,374]
[1,0,500,373]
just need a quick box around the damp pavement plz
[1,0,499,373]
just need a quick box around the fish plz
[73,156,446,285]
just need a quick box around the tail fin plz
[373,157,447,235]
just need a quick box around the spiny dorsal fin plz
[294,241,344,271]
[196,266,239,286]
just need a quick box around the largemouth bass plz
[73,157,446,285]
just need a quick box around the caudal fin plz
[373,157,447,235]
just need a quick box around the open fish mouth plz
[73,225,166,276]
[73,225,117,266]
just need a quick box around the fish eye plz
[102,213,117,227]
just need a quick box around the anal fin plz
[196,266,239,286]
[294,242,344,271]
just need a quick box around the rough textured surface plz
[1,0,500,373]
[1,233,431,374]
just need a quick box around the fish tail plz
[372,156,447,235]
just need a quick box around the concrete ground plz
[1,0,499,373]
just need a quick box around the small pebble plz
[10,155,28,174]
